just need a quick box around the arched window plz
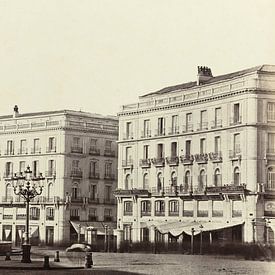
[199,170,206,190]
[214,168,222,187]
[184,171,191,191]
[5,184,12,199]
[171,172,177,187]
[267,166,275,190]
[157,173,163,192]
[125,174,131,190]
[48,183,53,199]
[72,184,79,199]
[233,167,240,186]
[143,173,149,190]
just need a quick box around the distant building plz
[115,65,275,250]
[0,107,118,247]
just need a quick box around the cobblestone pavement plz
[0,249,275,275]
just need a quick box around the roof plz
[140,64,275,98]
[0,109,118,121]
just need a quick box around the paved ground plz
[0,248,274,275]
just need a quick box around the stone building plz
[0,107,118,246]
[115,65,275,250]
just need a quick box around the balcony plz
[3,215,13,220]
[122,159,133,168]
[88,198,100,204]
[205,185,246,194]
[104,149,115,157]
[168,127,179,135]
[194,153,208,164]
[89,147,100,156]
[139,159,151,168]
[183,124,193,133]
[166,156,179,166]
[89,172,100,179]
[31,147,41,154]
[70,216,80,221]
[155,211,165,216]
[141,211,151,217]
[16,214,26,220]
[3,173,13,179]
[71,197,84,203]
[71,146,83,154]
[230,116,242,126]
[178,183,193,195]
[211,119,223,129]
[88,215,97,221]
[154,129,165,137]
[46,147,56,153]
[104,174,115,180]
[46,215,54,221]
[18,148,28,155]
[104,216,113,222]
[141,130,151,138]
[229,150,241,160]
[71,169,83,178]
[151,158,165,167]
[4,150,14,156]
[1,196,13,203]
[45,170,56,178]
[124,210,133,216]
[103,198,116,205]
[123,133,134,140]
[180,154,194,165]
[197,122,208,131]
[30,215,40,220]
[209,152,223,162]
[169,210,179,216]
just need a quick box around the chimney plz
[13,105,19,118]
[197,66,213,85]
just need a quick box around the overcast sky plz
[0,0,274,116]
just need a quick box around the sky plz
[0,0,274,116]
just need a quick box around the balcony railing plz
[180,154,194,165]
[151,158,165,167]
[155,129,165,137]
[141,130,151,138]
[4,150,15,156]
[230,116,242,126]
[141,211,151,217]
[123,133,134,140]
[168,127,179,135]
[3,173,13,179]
[71,197,84,203]
[194,153,208,164]
[139,159,151,168]
[30,215,40,220]
[88,215,97,221]
[71,146,83,154]
[45,170,56,178]
[104,149,115,157]
[183,124,193,133]
[31,147,41,154]
[88,198,100,204]
[209,152,223,162]
[1,196,13,203]
[89,147,100,156]
[103,198,116,205]
[18,148,28,155]
[3,215,13,220]
[16,214,26,220]
[169,211,179,216]
[89,172,100,179]
[266,181,275,191]
[155,211,165,216]
[104,216,113,222]
[71,169,83,178]
[197,122,208,131]
[229,150,241,159]
[104,174,115,180]
[166,156,179,166]
[70,216,80,221]
[46,147,56,153]
[46,215,54,221]
[211,119,223,129]
[122,159,133,168]
[124,211,133,216]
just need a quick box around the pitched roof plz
[140,64,273,98]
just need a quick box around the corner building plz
[0,108,118,246]
[115,65,275,249]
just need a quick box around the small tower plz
[197,66,213,85]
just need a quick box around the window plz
[125,147,132,163]
[169,200,179,215]
[212,201,223,217]
[171,172,177,187]
[200,138,206,154]
[155,200,165,216]
[186,113,192,131]
[70,208,80,220]
[48,160,55,176]
[32,160,39,177]
[158,117,165,135]
[46,207,54,220]
[157,144,164,159]
[125,174,132,190]
[48,137,56,152]
[185,140,191,155]
[72,160,79,168]
[19,161,25,173]
[123,224,132,241]
[143,120,150,137]
[5,184,12,198]
[233,167,240,185]
[88,208,97,221]
[268,133,275,154]
[197,200,208,217]
[140,228,149,242]
[20,139,27,154]
[267,103,275,121]
[105,162,112,177]
[141,200,151,215]
[233,103,240,123]
[214,168,222,186]
[200,110,207,130]
[171,142,177,157]
[90,160,98,177]
[124,201,133,215]
[143,173,149,189]
[215,107,222,127]
[91,138,97,148]
[233,133,240,154]
[183,201,193,217]
[6,140,14,155]
[214,136,221,153]
[184,171,191,190]
[157,173,163,192]
[198,170,206,190]
[72,185,79,199]
[104,208,112,221]
[143,145,149,159]
[30,207,40,220]
[171,115,178,134]
[104,185,111,201]
[89,185,97,200]
[5,162,13,177]
[48,183,53,199]
[267,167,275,190]
[33,139,40,153]
[232,201,242,217]
[73,137,80,146]
[126,122,133,139]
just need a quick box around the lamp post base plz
[21,244,31,263]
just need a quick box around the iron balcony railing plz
[46,147,56,153]
[123,133,134,140]
[104,174,115,180]
[104,149,115,157]
[230,116,242,126]
[211,119,223,129]
[266,181,275,191]
[151,158,165,167]
[229,149,241,159]
[141,130,151,138]
[209,151,223,162]
[4,149,15,156]
[89,147,100,156]
[31,147,41,154]
[139,158,151,168]
[122,159,133,168]
[194,153,208,164]
[71,169,83,178]
[197,122,208,131]
[18,148,28,155]
[88,215,97,221]
[3,215,13,220]
[89,172,100,179]
[155,129,165,137]
[168,127,180,135]
[180,154,194,165]
[45,170,56,178]
[183,124,193,133]
[166,156,179,166]
[71,146,83,154]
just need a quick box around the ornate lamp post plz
[6,165,45,263]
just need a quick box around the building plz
[115,65,275,250]
[0,107,118,247]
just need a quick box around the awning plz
[147,220,244,237]
[70,221,117,235]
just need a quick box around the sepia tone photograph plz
[0,0,274,274]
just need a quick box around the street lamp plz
[6,165,45,263]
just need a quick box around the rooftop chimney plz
[13,105,19,118]
[197,66,213,85]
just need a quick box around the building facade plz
[0,107,118,246]
[115,65,275,249]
